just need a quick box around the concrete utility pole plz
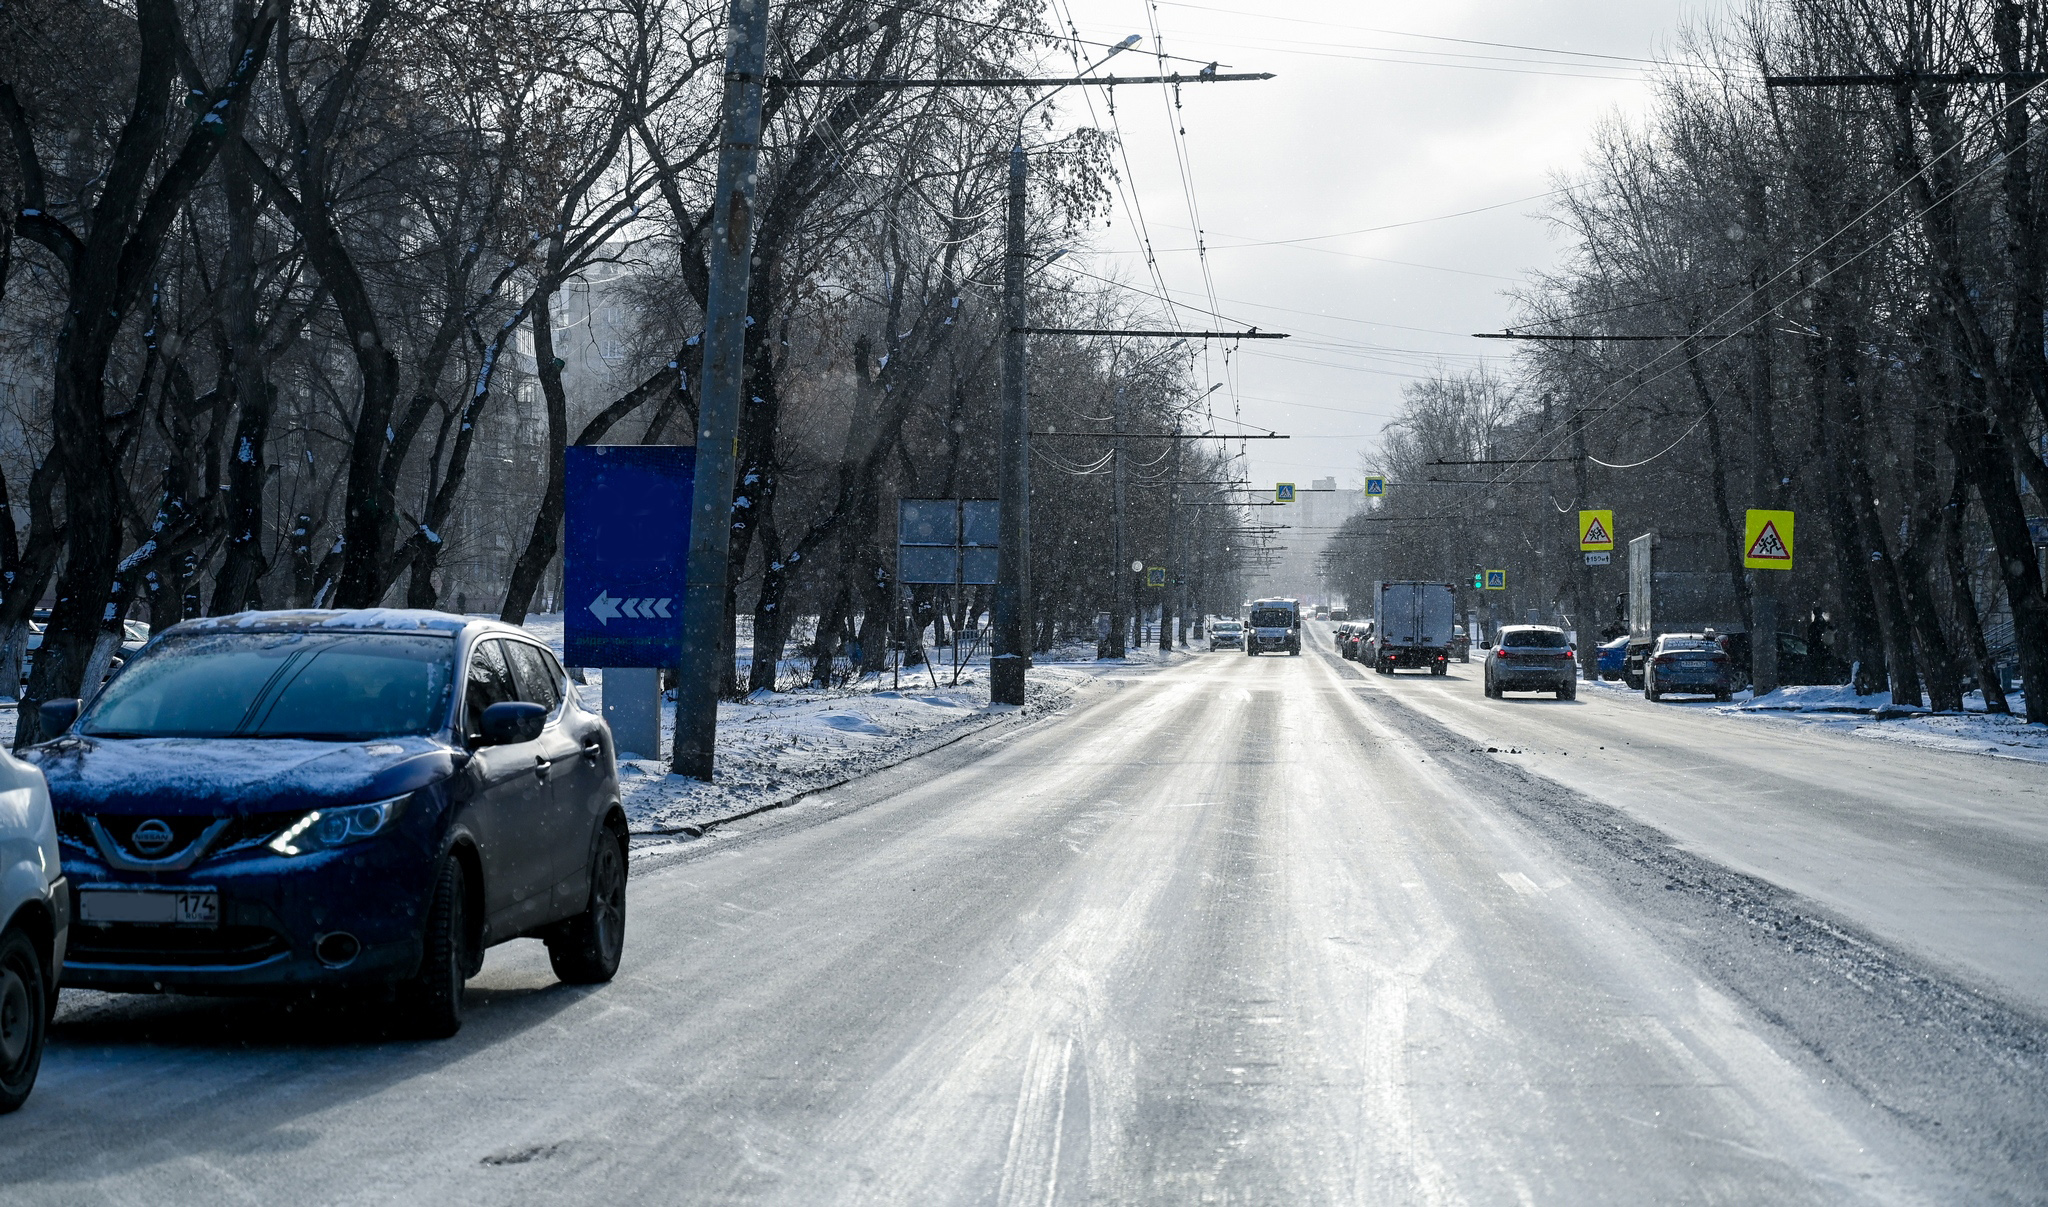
[991,142,1033,703]
[1106,384,1128,658]
[1161,435,1180,651]
[1572,412,1598,683]
[672,0,769,779]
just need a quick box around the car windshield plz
[80,631,457,740]
[1503,630,1568,648]
[1215,622,1241,631]
[1249,609,1292,627]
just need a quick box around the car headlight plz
[268,796,408,856]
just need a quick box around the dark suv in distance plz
[1484,625,1578,700]
[28,610,625,1037]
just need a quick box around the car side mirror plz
[1480,642,1493,650]
[480,700,547,745]
[39,697,79,735]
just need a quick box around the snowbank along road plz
[5,637,2046,1204]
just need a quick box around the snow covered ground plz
[1582,670,2046,764]
[517,618,1193,835]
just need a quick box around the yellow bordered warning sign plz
[1744,509,1794,570]
[1275,482,1296,503]
[1484,569,1507,590]
[1578,509,1613,552]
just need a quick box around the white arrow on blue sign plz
[588,590,673,625]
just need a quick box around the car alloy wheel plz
[547,827,627,985]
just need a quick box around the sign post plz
[565,446,695,760]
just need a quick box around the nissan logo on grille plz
[130,818,176,855]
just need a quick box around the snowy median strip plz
[1720,684,2045,764]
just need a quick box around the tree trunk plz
[502,294,571,625]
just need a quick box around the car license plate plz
[78,889,220,928]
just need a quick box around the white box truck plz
[1370,581,1457,675]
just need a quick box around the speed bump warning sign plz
[1578,509,1613,552]
[1743,509,1794,570]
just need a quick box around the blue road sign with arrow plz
[565,445,694,667]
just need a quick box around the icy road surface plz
[6,642,2046,1203]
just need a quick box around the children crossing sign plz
[1578,509,1614,552]
[1744,509,1795,570]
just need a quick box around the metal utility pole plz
[672,0,769,779]
[991,142,1033,703]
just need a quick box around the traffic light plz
[1472,571,1484,590]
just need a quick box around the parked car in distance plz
[1644,632,1733,701]
[27,609,626,1038]
[1597,636,1630,681]
[1,743,66,1113]
[1328,608,1350,622]
[1450,630,1471,663]
[1209,620,1244,651]
[1484,625,1578,700]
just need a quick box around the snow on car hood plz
[27,734,459,816]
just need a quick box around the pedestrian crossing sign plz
[1743,509,1794,570]
[1275,482,1296,503]
[1484,569,1506,590]
[1364,475,1386,497]
[1578,509,1614,552]
[1146,566,1166,588]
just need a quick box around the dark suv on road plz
[1484,625,1578,700]
[28,610,626,1037]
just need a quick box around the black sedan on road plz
[1484,625,1578,700]
[1645,633,1734,701]
[28,610,626,1037]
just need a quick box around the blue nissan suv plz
[26,610,624,1036]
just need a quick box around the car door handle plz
[534,753,553,783]
[581,737,603,765]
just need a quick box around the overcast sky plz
[1043,0,1721,494]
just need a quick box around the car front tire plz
[0,925,48,1113]
[401,855,470,1038]
[547,826,628,985]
